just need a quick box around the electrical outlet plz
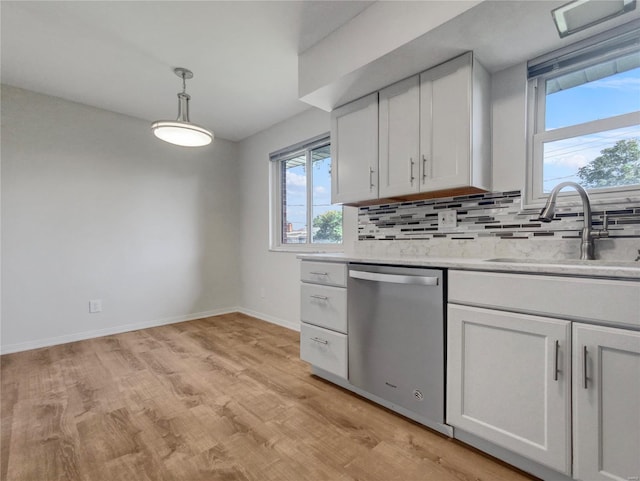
[89,299,102,313]
[438,210,457,230]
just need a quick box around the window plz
[270,134,343,250]
[527,25,640,205]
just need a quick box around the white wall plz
[491,62,528,192]
[1,85,241,353]
[237,107,357,330]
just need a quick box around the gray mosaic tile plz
[358,191,640,241]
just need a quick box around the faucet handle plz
[592,213,609,239]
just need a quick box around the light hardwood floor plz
[1,313,538,481]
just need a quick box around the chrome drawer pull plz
[311,337,328,345]
[310,271,328,276]
[310,295,329,301]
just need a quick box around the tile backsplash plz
[353,191,640,261]
[358,190,640,241]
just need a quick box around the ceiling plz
[2,1,639,142]
[299,1,640,110]
[0,1,373,141]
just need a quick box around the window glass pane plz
[282,154,307,244]
[545,57,640,130]
[310,145,342,244]
[542,126,640,192]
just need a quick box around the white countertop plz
[298,253,640,280]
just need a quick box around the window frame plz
[269,133,344,252]
[525,25,640,208]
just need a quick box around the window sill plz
[269,244,344,254]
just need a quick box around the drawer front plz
[300,323,347,378]
[449,270,640,328]
[300,284,347,333]
[301,261,347,287]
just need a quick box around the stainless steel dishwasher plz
[348,263,447,433]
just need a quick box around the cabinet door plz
[420,53,471,192]
[447,304,571,474]
[378,76,420,198]
[573,324,640,481]
[331,93,379,204]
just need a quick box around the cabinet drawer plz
[300,284,347,333]
[300,323,347,378]
[301,261,347,287]
[449,270,640,328]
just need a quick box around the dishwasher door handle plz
[349,270,439,286]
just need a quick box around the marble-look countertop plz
[298,253,640,280]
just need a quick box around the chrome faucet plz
[538,181,608,260]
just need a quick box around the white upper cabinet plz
[378,76,421,198]
[420,52,491,193]
[331,93,379,204]
[332,52,491,205]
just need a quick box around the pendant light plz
[151,67,214,147]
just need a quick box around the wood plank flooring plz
[1,313,538,481]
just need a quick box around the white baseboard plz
[236,307,300,332]
[0,307,238,355]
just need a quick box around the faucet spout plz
[539,181,591,223]
[538,182,606,260]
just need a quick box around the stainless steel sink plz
[485,258,640,268]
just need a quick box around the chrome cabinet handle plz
[309,271,328,276]
[554,340,560,381]
[583,346,589,389]
[409,158,415,184]
[311,337,328,345]
[310,294,329,301]
[369,166,375,190]
[422,155,428,182]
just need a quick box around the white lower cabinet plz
[447,304,572,475]
[573,323,640,481]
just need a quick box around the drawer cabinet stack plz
[299,261,348,378]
